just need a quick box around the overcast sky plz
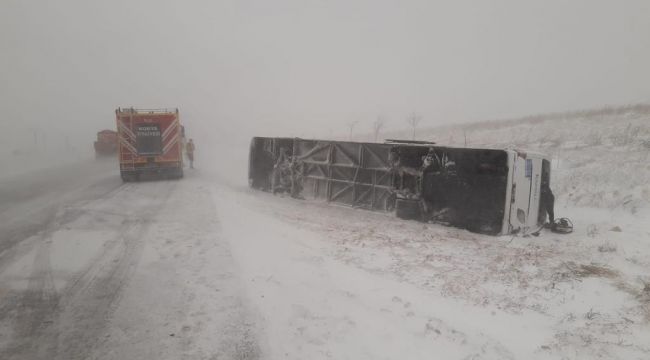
[1,0,649,150]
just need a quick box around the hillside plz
[220,104,650,358]
[384,105,650,213]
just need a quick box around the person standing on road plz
[186,138,195,169]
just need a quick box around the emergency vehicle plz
[116,108,184,181]
[94,129,118,157]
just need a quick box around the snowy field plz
[1,109,649,359]
[217,186,650,359]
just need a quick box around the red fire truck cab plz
[115,108,184,181]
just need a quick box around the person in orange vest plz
[186,138,195,169]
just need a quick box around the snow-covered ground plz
[211,108,650,359]
[215,187,649,359]
[1,108,649,359]
[398,106,650,212]
[0,147,91,181]
[0,167,260,360]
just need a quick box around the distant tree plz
[406,112,421,140]
[372,116,385,142]
[347,120,359,141]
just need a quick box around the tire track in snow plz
[0,180,178,360]
[0,174,125,273]
[88,176,263,360]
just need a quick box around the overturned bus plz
[248,137,552,236]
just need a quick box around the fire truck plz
[94,129,118,157]
[116,108,184,181]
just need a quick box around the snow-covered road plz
[1,160,649,360]
[0,163,259,360]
